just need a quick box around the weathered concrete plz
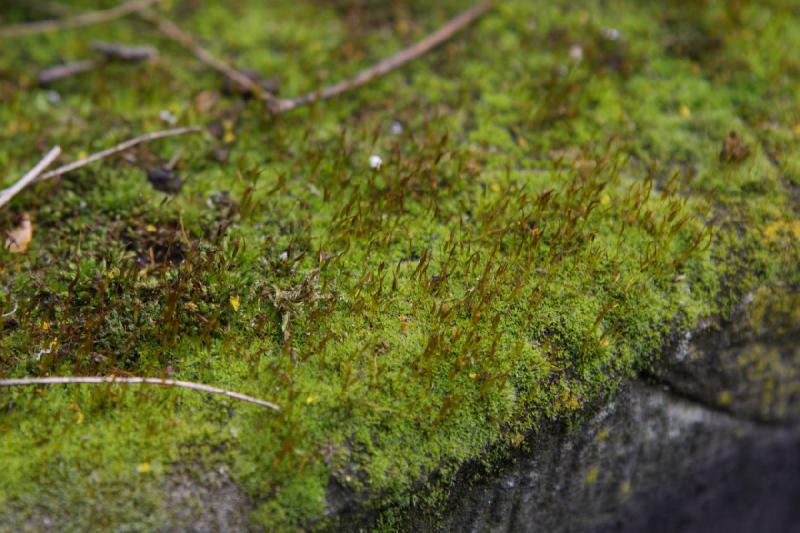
[437,381,800,533]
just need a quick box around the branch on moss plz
[136,9,282,107]
[35,126,205,183]
[139,1,492,114]
[0,376,281,411]
[0,0,159,39]
[0,146,61,209]
[273,0,493,113]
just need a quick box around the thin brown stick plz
[0,376,281,411]
[0,147,61,209]
[274,0,493,113]
[38,59,101,85]
[35,126,204,183]
[0,0,159,39]
[140,1,491,114]
[91,41,158,62]
[137,9,280,107]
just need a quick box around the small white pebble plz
[369,154,383,170]
[32,347,52,361]
[46,90,62,105]
[601,28,622,41]
[569,44,584,63]
[390,121,404,135]
[159,109,177,125]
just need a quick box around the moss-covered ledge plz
[1,0,798,530]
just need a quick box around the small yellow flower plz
[679,105,691,118]
[146,224,157,233]
[41,321,50,331]
[229,295,241,312]
[601,194,610,205]
[136,462,151,474]
[305,395,319,404]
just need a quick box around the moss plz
[1,0,799,530]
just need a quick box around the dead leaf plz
[194,90,221,113]
[5,213,33,253]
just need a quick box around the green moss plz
[1,0,798,530]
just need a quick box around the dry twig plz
[91,41,158,62]
[0,376,281,411]
[38,59,101,85]
[273,0,493,113]
[37,43,157,85]
[137,9,281,107]
[0,147,61,209]
[0,0,159,39]
[35,126,204,183]
[139,1,492,114]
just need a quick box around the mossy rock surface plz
[1,0,799,530]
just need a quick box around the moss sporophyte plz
[1,0,799,530]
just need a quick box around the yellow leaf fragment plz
[229,295,241,312]
[585,465,599,484]
[223,119,235,143]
